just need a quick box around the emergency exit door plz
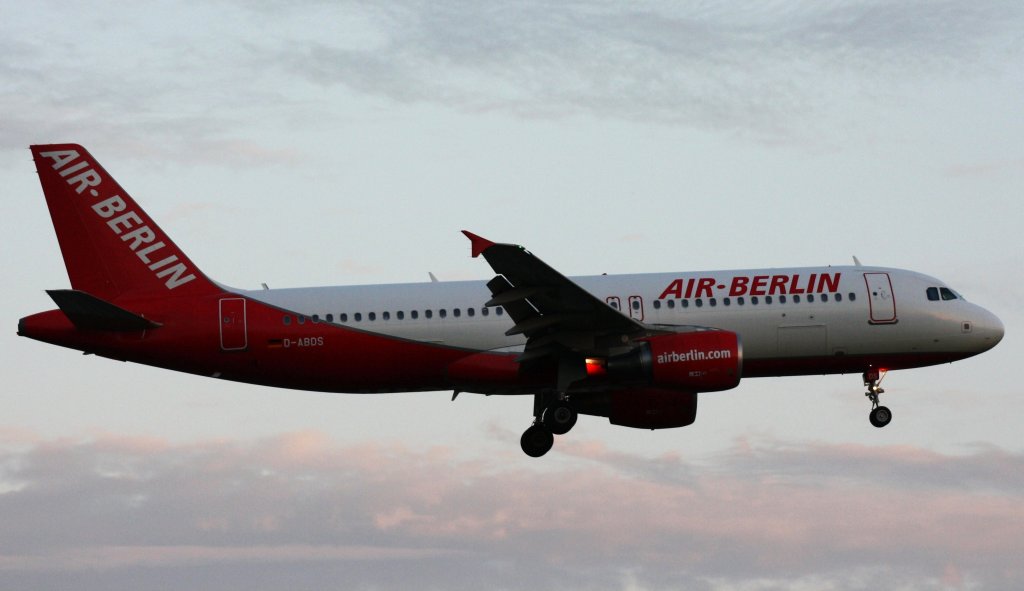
[627,295,645,321]
[219,298,248,351]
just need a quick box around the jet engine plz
[605,330,742,392]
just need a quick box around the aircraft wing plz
[463,231,653,371]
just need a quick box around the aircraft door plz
[863,273,897,324]
[219,297,248,351]
[606,296,622,311]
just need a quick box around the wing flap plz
[485,286,546,307]
[485,275,539,326]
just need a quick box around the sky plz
[1,1,1023,589]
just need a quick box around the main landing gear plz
[520,423,554,458]
[520,395,579,457]
[863,369,892,428]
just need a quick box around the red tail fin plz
[31,144,220,300]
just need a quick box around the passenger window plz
[653,300,661,310]
[481,308,489,316]
[835,293,842,302]
[667,299,675,309]
[765,296,772,305]
[283,315,292,326]
[312,314,320,323]
[496,307,504,316]
[340,313,348,322]
[632,300,641,310]
[779,295,786,304]
[411,310,418,319]
[453,308,461,318]
[737,297,745,306]
[354,313,362,322]
[397,311,404,320]
[682,300,689,308]
[468,308,475,317]
[710,298,717,307]
[368,312,376,321]
[382,311,390,320]
[808,294,815,303]
[326,313,334,322]
[425,310,433,319]
[821,294,828,302]
[695,298,703,307]
[849,292,856,301]
[940,287,957,301]
[724,297,731,306]
[298,315,306,324]
[751,297,759,305]
[793,295,801,303]
[440,309,447,318]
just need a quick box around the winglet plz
[462,230,495,258]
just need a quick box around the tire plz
[542,402,578,435]
[520,424,554,457]
[869,406,892,428]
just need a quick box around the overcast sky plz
[2,1,1023,590]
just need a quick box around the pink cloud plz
[1,430,1023,589]
[945,158,1024,177]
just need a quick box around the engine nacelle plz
[610,387,698,429]
[606,330,742,392]
[573,387,699,429]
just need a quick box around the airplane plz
[18,144,1004,457]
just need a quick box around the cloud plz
[0,9,303,167]
[945,158,1024,178]
[269,1,1024,139]
[1,430,1022,590]
[3,1,1020,164]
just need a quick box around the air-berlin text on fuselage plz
[657,273,841,300]
[39,150,196,290]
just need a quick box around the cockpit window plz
[927,286,959,301]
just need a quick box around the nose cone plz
[973,308,1004,352]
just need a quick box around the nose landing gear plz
[864,369,892,428]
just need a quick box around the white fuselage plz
[242,265,1003,373]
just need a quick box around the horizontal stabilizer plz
[46,289,161,331]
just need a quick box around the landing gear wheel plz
[869,406,892,428]
[863,369,892,429]
[542,401,578,435]
[520,424,554,457]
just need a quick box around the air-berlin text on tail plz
[658,273,841,300]
[38,150,196,290]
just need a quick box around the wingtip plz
[461,230,495,258]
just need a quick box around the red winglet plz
[461,230,495,258]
